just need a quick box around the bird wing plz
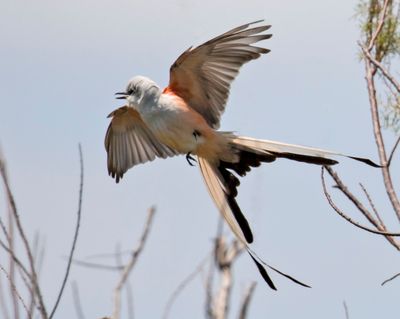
[105,106,179,182]
[166,20,272,129]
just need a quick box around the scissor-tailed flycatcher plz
[105,21,378,290]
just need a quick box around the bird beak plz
[115,92,127,99]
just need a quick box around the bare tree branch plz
[205,248,215,319]
[112,206,156,319]
[29,235,45,318]
[0,151,48,318]
[0,240,34,281]
[49,144,84,319]
[114,243,134,319]
[125,281,134,319]
[163,253,211,319]
[321,167,400,250]
[359,183,386,229]
[212,237,244,319]
[71,281,85,319]
[0,264,31,318]
[83,250,132,260]
[359,9,400,220]
[388,135,400,167]
[8,205,19,319]
[381,271,400,285]
[361,45,400,93]
[366,60,400,219]
[0,271,11,319]
[343,300,350,319]
[71,259,123,271]
[237,282,256,319]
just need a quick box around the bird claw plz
[186,153,197,166]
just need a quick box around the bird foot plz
[186,153,197,166]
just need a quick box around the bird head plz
[115,76,160,106]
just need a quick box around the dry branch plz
[0,150,47,318]
[0,264,31,318]
[71,281,85,319]
[343,301,350,319]
[49,144,84,319]
[112,206,156,319]
[381,271,400,285]
[321,166,400,250]
[163,253,211,319]
[237,282,256,319]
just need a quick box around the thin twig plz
[388,135,400,167]
[84,250,132,260]
[30,237,46,318]
[0,264,31,318]
[71,281,85,319]
[359,183,386,229]
[49,144,84,319]
[0,155,47,318]
[205,246,215,319]
[0,217,10,243]
[0,271,11,319]
[8,205,19,319]
[0,238,37,315]
[361,45,400,93]
[0,240,33,281]
[28,233,40,318]
[238,282,257,319]
[321,167,400,242]
[112,206,156,319]
[71,259,123,271]
[362,30,400,221]
[114,243,134,319]
[343,300,349,319]
[125,281,134,319]
[163,253,211,319]
[381,272,400,286]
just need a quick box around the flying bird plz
[105,20,378,290]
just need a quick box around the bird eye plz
[127,86,137,95]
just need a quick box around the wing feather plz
[167,21,272,128]
[105,106,179,182]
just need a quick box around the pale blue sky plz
[1,0,399,318]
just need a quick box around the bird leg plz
[185,130,201,166]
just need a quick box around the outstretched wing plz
[166,20,272,128]
[105,106,179,182]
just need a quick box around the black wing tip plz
[260,48,271,54]
[260,33,273,40]
[108,170,123,183]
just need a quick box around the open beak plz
[115,92,127,99]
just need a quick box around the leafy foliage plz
[356,0,400,133]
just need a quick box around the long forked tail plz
[230,136,381,168]
[198,135,380,290]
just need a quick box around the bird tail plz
[198,134,379,289]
